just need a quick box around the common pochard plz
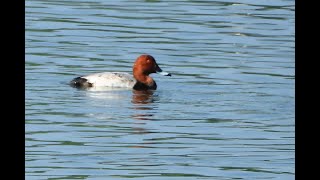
[70,54,171,90]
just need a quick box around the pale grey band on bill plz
[157,71,171,76]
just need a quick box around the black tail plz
[70,77,93,88]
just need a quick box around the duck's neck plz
[133,74,157,90]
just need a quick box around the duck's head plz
[133,54,171,77]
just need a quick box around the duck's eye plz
[146,59,150,63]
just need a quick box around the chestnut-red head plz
[133,54,171,78]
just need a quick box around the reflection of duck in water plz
[131,90,156,121]
[131,90,155,104]
[70,54,171,90]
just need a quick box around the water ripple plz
[26,0,294,179]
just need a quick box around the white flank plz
[82,72,136,88]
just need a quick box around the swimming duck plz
[70,54,171,90]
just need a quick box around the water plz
[26,0,295,179]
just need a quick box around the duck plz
[70,54,171,90]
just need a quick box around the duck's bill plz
[156,65,171,76]
[157,71,171,76]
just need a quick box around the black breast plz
[133,81,157,90]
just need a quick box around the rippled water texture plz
[26,0,295,179]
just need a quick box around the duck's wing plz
[81,72,136,88]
